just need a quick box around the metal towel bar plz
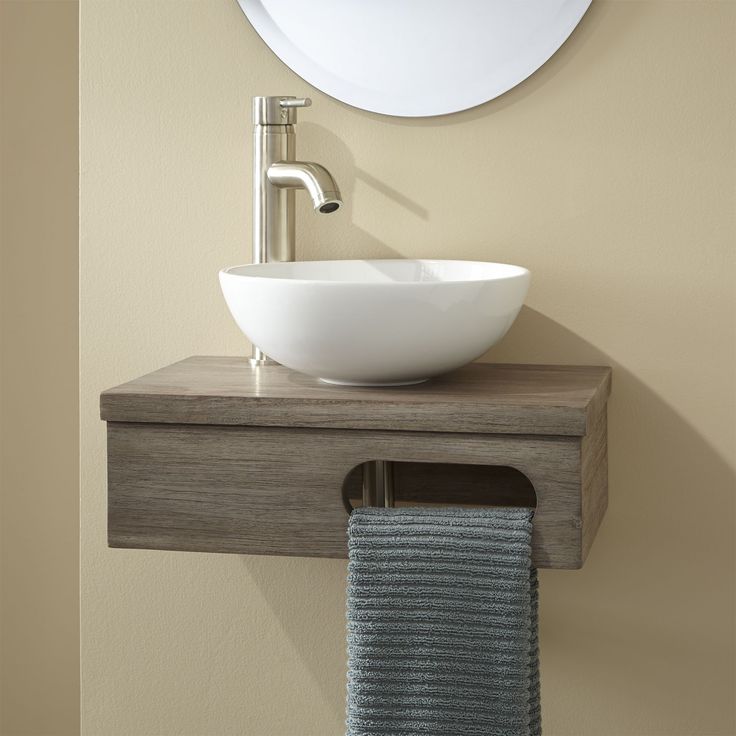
[362,460,395,508]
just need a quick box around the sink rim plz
[220,258,530,286]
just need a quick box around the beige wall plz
[81,1,735,734]
[1,2,80,735]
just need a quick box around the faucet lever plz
[253,95,311,125]
[279,97,311,109]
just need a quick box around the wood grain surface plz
[101,356,611,437]
[108,422,593,568]
[103,358,611,569]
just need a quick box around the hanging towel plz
[346,506,539,736]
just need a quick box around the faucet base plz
[249,343,277,367]
[248,357,278,368]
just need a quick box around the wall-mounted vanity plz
[101,357,610,569]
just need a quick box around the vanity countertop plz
[101,356,611,437]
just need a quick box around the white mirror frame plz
[238,0,591,118]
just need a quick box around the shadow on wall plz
[295,121,402,262]
[288,0,642,264]
[241,308,735,733]
[490,309,735,731]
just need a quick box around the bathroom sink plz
[219,259,530,386]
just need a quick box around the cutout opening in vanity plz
[342,461,537,513]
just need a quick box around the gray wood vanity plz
[100,357,611,569]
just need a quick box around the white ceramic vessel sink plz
[220,259,530,386]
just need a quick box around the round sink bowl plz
[219,259,530,386]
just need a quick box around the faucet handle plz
[279,97,311,109]
[253,96,312,125]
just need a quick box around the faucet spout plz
[267,161,342,214]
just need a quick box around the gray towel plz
[346,507,540,736]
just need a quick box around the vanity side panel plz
[580,406,608,563]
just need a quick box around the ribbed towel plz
[346,507,540,736]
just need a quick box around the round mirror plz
[237,0,591,118]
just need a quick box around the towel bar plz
[362,461,395,508]
[101,356,611,569]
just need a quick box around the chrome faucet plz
[250,95,342,365]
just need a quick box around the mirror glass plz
[238,0,591,118]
